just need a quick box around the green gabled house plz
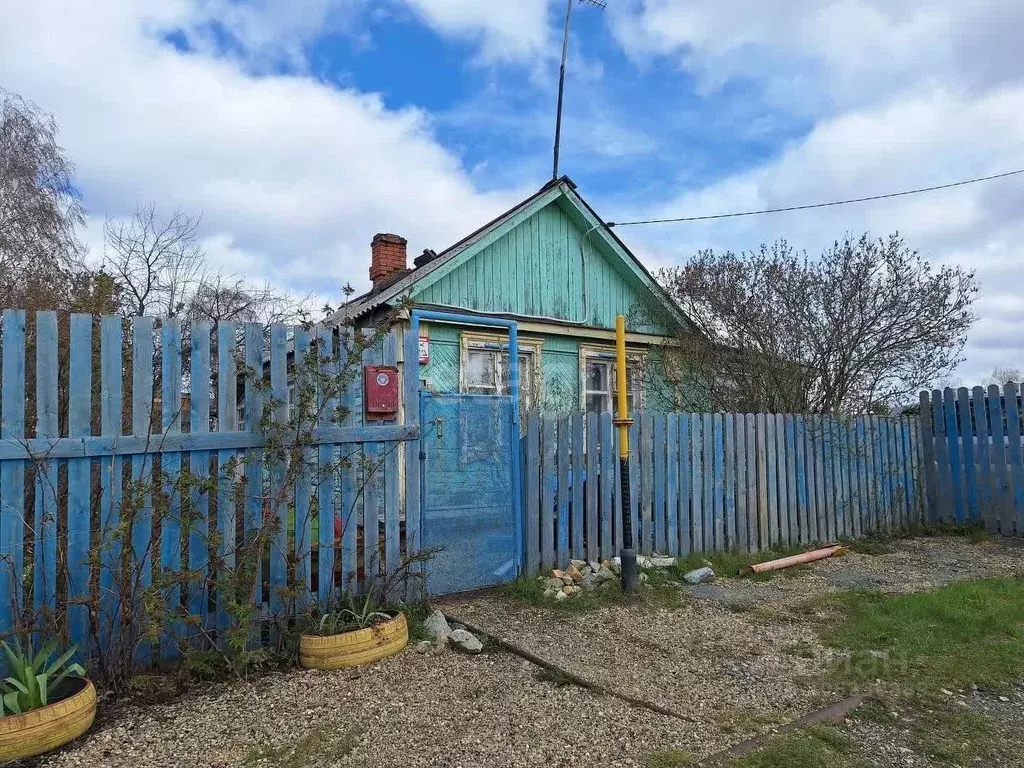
[326,176,693,417]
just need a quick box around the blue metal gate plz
[420,392,519,594]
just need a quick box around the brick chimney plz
[369,233,408,288]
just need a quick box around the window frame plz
[579,344,645,415]
[459,331,542,411]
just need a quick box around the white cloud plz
[396,0,555,63]
[603,0,1024,387]
[0,0,530,304]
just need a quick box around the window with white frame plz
[461,336,539,419]
[582,349,642,414]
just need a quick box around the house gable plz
[410,184,682,336]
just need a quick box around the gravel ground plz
[35,536,1024,768]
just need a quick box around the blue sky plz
[1,0,1023,382]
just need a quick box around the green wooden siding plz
[414,200,671,335]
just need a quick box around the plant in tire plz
[1,639,86,715]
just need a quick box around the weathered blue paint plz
[556,414,571,564]
[525,412,540,573]
[217,322,238,635]
[541,415,555,570]
[571,412,585,559]
[0,311,25,639]
[970,387,991,529]
[723,414,735,550]
[132,317,155,661]
[784,415,798,542]
[586,412,599,560]
[243,323,264,617]
[690,415,703,553]
[99,316,123,648]
[652,414,666,554]
[68,315,92,650]
[599,412,614,560]
[292,327,312,605]
[765,414,778,548]
[34,312,58,622]
[1004,384,1024,534]
[414,199,673,335]
[666,415,679,556]
[733,414,746,552]
[189,322,211,634]
[383,332,402,582]
[678,414,691,555]
[712,414,724,551]
[986,385,1011,532]
[793,416,809,545]
[160,319,183,658]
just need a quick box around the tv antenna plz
[552,0,607,180]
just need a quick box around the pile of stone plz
[538,559,625,600]
[415,610,483,654]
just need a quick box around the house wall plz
[413,200,672,336]
[416,320,675,413]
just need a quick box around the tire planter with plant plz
[0,639,96,762]
[300,591,409,670]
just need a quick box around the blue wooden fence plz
[920,384,1024,535]
[522,411,923,569]
[0,310,418,658]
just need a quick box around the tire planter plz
[299,613,408,670]
[0,676,97,762]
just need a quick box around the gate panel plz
[420,393,517,594]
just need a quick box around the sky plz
[1,0,1022,384]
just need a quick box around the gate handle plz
[435,418,444,439]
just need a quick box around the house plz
[326,176,695,417]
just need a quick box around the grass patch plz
[725,725,868,768]
[673,544,809,580]
[497,572,682,614]
[645,748,697,767]
[908,521,994,543]
[244,727,358,768]
[396,601,432,642]
[851,692,1005,765]
[534,666,578,688]
[822,577,1024,692]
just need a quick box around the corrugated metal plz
[414,201,671,335]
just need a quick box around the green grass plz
[244,727,358,768]
[673,544,809,580]
[725,726,869,768]
[395,601,432,642]
[851,692,1005,765]
[645,748,697,767]
[839,535,893,556]
[906,521,994,543]
[822,577,1024,692]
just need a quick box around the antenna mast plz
[552,0,606,180]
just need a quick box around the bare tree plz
[984,367,1023,388]
[102,204,207,317]
[653,233,978,415]
[0,89,86,311]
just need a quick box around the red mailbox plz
[364,365,399,420]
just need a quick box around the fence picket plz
[723,414,735,551]
[382,332,401,582]
[599,412,614,560]
[666,415,679,556]
[586,412,599,561]
[955,389,978,522]
[557,414,571,564]
[755,414,768,550]
[188,321,211,637]
[652,414,666,554]
[292,327,312,604]
[638,413,653,555]
[525,411,540,574]
[67,315,92,650]
[691,415,704,553]
[1005,383,1024,536]
[628,420,639,556]
[774,414,789,545]
[677,415,691,554]
[217,322,237,633]
[132,317,155,661]
[541,415,555,571]
[33,312,58,622]
[0,311,25,639]
[732,415,746,552]
[712,414,725,551]
[571,412,585,559]
[987,384,1012,534]
[765,414,778,548]
[702,414,714,553]
[160,318,183,657]
[744,414,758,552]
[970,387,993,531]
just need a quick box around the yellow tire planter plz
[299,613,409,670]
[0,677,97,762]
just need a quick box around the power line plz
[606,168,1024,228]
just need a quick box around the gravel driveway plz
[35,536,1024,768]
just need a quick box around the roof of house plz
[325,176,691,332]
